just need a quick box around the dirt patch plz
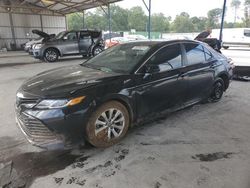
[192,152,235,162]
[0,150,86,187]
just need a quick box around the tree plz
[244,0,250,26]
[151,13,170,32]
[231,0,241,23]
[191,16,208,31]
[171,12,194,33]
[128,6,147,31]
[67,13,84,30]
[207,8,223,28]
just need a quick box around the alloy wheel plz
[45,49,58,62]
[95,108,125,140]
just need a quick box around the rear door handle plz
[178,72,187,78]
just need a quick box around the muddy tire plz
[208,78,225,102]
[44,48,59,62]
[85,101,129,148]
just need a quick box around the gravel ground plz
[0,56,250,188]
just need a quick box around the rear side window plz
[184,43,206,65]
[203,46,213,61]
[147,44,182,72]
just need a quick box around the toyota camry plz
[15,40,233,149]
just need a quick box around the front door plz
[61,31,79,55]
[134,43,188,118]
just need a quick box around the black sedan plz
[15,40,233,149]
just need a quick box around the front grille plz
[16,111,59,145]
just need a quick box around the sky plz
[114,0,246,22]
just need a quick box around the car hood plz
[21,65,121,98]
[32,30,50,38]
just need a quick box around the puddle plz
[192,152,234,162]
[0,150,88,188]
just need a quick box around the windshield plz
[82,43,153,73]
[55,31,66,39]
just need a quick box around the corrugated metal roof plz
[0,0,123,15]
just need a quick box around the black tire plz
[208,78,225,102]
[222,46,229,49]
[44,48,59,62]
[85,101,130,148]
[92,46,103,56]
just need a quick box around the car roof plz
[122,39,201,48]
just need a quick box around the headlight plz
[35,96,85,109]
[34,44,43,49]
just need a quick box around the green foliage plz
[67,5,246,34]
[207,8,223,29]
[128,6,147,31]
[231,0,241,8]
[151,13,170,32]
[171,12,194,33]
[66,13,83,30]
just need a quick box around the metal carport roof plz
[0,0,123,15]
[0,0,228,41]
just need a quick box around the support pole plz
[142,0,151,39]
[108,4,112,42]
[148,0,151,39]
[219,0,227,42]
[83,10,85,28]
[40,15,43,31]
[9,12,16,50]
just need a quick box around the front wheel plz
[44,48,59,62]
[85,101,130,148]
[208,78,225,102]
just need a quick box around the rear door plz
[79,31,93,55]
[134,43,188,117]
[182,42,215,104]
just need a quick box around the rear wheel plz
[208,78,225,102]
[92,46,103,56]
[44,48,59,62]
[85,101,129,148]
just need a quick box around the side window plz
[147,44,182,73]
[184,43,206,65]
[203,46,213,61]
[80,32,91,40]
[65,32,77,41]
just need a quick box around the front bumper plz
[15,101,91,150]
[32,49,43,59]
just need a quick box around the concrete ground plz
[0,50,250,188]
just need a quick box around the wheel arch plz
[43,47,61,57]
[99,95,135,127]
[217,72,230,91]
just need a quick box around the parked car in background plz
[126,34,147,40]
[24,30,55,53]
[16,40,233,149]
[105,37,131,48]
[33,29,104,62]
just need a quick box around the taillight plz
[228,58,235,69]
